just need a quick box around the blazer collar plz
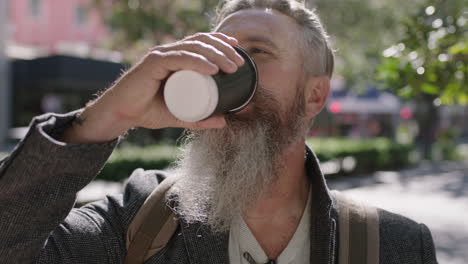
[304,145,333,217]
[181,222,230,264]
[305,145,336,264]
[180,144,335,264]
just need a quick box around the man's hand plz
[60,33,245,144]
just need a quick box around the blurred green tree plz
[94,0,427,85]
[311,0,427,90]
[92,0,219,61]
[376,0,467,158]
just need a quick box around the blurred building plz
[311,76,402,139]
[1,0,125,147]
[7,0,109,58]
[315,77,468,144]
[323,86,400,139]
[11,55,125,126]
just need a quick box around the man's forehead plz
[215,9,300,49]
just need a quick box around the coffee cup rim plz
[227,45,258,113]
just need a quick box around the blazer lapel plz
[181,220,230,264]
[305,146,337,264]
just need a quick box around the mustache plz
[224,85,282,124]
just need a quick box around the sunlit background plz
[0,0,466,263]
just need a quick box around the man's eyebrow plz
[243,35,279,51]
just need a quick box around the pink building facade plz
[8,0,109,54]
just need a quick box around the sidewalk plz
[328,160,468,264]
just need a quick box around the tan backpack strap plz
[332,191,380,264]
[125,173,179,264]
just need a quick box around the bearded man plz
[0,0,437,263]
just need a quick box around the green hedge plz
[307,138,414,176]
[98,138,414,182]
[98,145,179,182]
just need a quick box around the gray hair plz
[212,0,334,78]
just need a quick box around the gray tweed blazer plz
[0,112,438,264]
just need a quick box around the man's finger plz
[173,115,227,130]
[209,32,239,46]
[147,50,219,77]
[186,33,245,66]
[194,115,227,129]
[155,41,238,73]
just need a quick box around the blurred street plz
[329,160,468,264]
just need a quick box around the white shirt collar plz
[229,186,312,264]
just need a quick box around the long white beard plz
[167,86,308,232]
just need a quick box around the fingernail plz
[209,64,219,73]
[227,61,237,72]
[236,55,245,66]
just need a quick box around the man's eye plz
[250,48,268,54]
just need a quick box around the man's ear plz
[304,76,330,120]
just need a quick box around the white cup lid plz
[164,70,219,122]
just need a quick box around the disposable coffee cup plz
[163,46,258,122]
